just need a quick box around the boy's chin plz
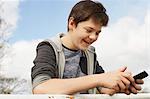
[79,46,88,51]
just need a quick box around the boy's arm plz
[33,75,98,94]
[33,71,134,95]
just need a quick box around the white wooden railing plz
[0,93,150,99]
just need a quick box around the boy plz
[31,0,143,95]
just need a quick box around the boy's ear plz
[68,17,76,31]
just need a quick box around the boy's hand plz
[118,66,144,94]
[128,79,144,94]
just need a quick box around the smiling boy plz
[31,0,143,95]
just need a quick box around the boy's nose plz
[89,33,98,41]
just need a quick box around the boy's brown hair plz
[67,0,109,31]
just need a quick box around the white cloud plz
[93,10,150,74]
[1,39,42,80]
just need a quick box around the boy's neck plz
[61,33,79,51]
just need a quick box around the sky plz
[0,0,150,92]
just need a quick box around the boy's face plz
[69,18,102,50]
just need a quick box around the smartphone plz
[133,71,148,80]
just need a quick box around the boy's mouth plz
[83,39,92,45]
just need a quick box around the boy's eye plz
[95,30,101,35]
[85,29,92,33]
[96,31,101,35]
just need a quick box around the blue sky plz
[11,0,149,43]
